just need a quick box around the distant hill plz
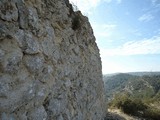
[127,71,160,76]
[104,71,160,77]
[103,72,160,102]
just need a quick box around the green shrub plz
[120,99,147,115]
[143,107,160,120]
[72,14,81,30]
[109,96,147,115]
[108,94,160,119]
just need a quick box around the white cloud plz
[138,13,154,22]
[92,23,117,38]
[103,0,112,3]
[104,0,122,4]
[69,0,122,14]
[151,0,157,5]
[129,29,142,36]
[125,11,130,15]
[100,36,160,56]
[117,0,122,4]
[69,0,101,14]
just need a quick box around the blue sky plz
[69,0,160,74]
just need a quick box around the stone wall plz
[0,0,106,119]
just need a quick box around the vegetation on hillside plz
[104,73,160,102]
[108,94,160,120]
[104,72,160,120]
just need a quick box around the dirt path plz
[105,109,140,120]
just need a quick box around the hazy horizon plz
[103,70,160,75]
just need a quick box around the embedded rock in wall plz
[0,0,106,119]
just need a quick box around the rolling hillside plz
[103,72,160,119]
[103,72,160,102]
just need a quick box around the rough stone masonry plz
[0,0,106,119]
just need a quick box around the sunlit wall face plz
[70,0,160,74]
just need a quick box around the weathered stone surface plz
[0,0,106,120]
[16,0,29,29]
[24,32,40,54]
[24,54,44,73]
[0,1,18,21]
[27,106,47,120]
[41,25,55,58]
[0,39,23,73]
